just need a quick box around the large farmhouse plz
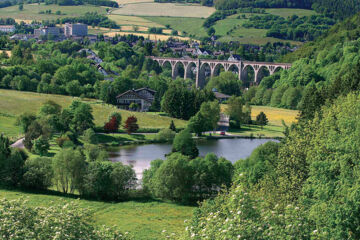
[116,87,156,112]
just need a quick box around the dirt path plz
[11,138,24,149]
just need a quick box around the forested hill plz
[282,12,360,62]
[213,0,360,19]
[246,11,360,119]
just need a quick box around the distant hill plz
[282,12,360,62]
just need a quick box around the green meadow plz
[0,188,194,240]
[0,89,187,140]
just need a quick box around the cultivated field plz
[116,0,153,4]
[112,2,215,18]
[0,189,194,240]
[0,90,187,139]
[144,16,207,38]
[251,105,298,126]
[104,31,191,41]
[108,15,164,28]
[221,105,298,138]
[0,3,107,21]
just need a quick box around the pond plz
[108,138,278,179]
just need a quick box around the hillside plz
[0,188,194,240]
[282,12,360,62]
[0,89,187,140]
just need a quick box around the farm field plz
[143,16,207,38]
[116,0,153,4]
[108,15,164,28]
[221,105,298,138]
[104,31,191,41]
[0,3,107,21]
[145,9,305,44]
[0,189,194,240]
[0,90,187,139]
[112,2,215,18]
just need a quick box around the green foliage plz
[81,161,136,201]
[15,112,36,133]
[0,198,130,240]
[53,148,86,194]
[0,148,27,187]
[83,144,108,162]
[172,128,198,159]
[22,157,53,190]
[255,111,268,126]
[69,101,95,134]
[161,80,215,120]
[189,101,220,135]
[155,128,176,142]
[32,136,50,156]
[226,96,251,128]
[234,141,279,187]
[144,152,233,203]
[83,128,98,144]
[206,72,241,96]
[169,120,176,132]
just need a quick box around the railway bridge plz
[149,56,292,88]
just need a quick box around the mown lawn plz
[0,188,194,240]
[0,89,187,139]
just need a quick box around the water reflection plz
[108,138,277,179]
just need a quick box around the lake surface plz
[108,138,277,179]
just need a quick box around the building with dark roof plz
[116,87,156,112]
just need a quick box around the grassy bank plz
[0,89,187,140]
[0,188,194,240]
[221,105,299,138]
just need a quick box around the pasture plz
[112,2,215,18]
[0,89,187,139]
[0,3,107,21]
[266,8,317,18]
[144,16,207,38]
[0,189,194,240]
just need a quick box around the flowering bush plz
[0,198,132,240]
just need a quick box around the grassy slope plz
[220,105,298,138]
[111,2,215,18]
[0,3,107,21]
[0,89,187,139]
[144,8,312,44]
[0,188,194,240]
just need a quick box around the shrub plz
[0,198,131,239]
[256,112,268,126]
[172,128,198,158]
[82,128,98,144]
[32,136,50,156]
[22,157,53,190]
[81,161,136,201]
[124,116,139,134]
[155,128,176,142]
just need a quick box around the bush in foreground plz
[0,198,131,240]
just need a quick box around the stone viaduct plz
[149,56,292,88]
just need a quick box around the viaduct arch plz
[149,56,292,88]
